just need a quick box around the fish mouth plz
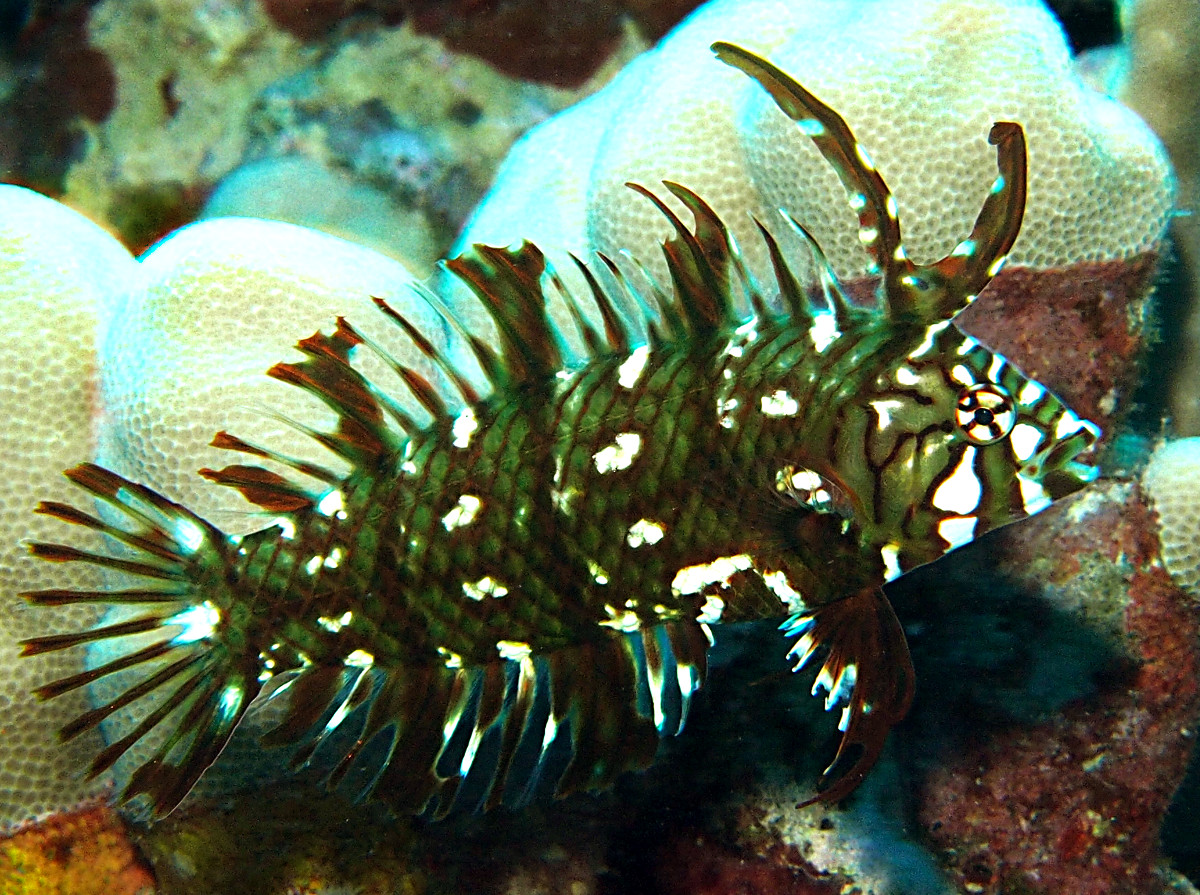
[1022,415,1102,501]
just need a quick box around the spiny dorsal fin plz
[625,182,750,340]
[445,241,567,387]
[266,318,398,466]
[713,40,1027,326]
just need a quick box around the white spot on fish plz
[1019,381,1046,405]
[988,355,1006,382]
[760,390,800,417]
[696,594,725,624]
[588,559,610,585]
[718,397,740,428]
[895,366,920,386]
[174,518,205,553]
[344,649,374,668]
[809,312,840,353]
[600,605,641,632]
[617,345,650,388]
[849,192,867,211]
[855,142,876,171]
[762,569,804,614]
[932,446,981,514]
[271,517,296,540]
[305,555,322,575]
[1010,423,1043,463]
[626,518,666,548]
[937,515,978,549]
[442,493,483,531]
[317,610,353,633]
[885,195,898,220]
[798,118,826,136]
[167,601,221,644]
[987,254,1008,277]
[909,320,950,359]
[951,364,975,386]
[871,398,905,430]
[593,432,642,473]
[463,576,509,600]
[951,239,976,257]
[323,547,343,569]
[451,406,478,448]
[1055,412,1088,440]
[317,489,345,518]
[671,554,753,596]
[497,640,532,662]
[956,337,979,355]
[859,227,879,245]
[437,646,463,669]
[881,543,902,581]
[1017,473,1051,515]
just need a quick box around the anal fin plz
[255,620,711,818]
[781,587,914,806]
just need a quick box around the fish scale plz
[20,42,1100,819]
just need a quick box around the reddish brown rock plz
[918,482,1200,895]
[260,0,705,87]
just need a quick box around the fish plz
[19,41,1101,820]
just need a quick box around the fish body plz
[22,43,1100,818]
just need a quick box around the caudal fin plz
[19,463,259,817]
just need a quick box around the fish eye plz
[956,384,1015,444]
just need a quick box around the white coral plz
[1143,438,1200,596]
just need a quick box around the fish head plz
[840,319,1100,578]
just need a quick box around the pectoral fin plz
[781,587,914,805]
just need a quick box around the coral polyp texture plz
[0,186,135,827]
[459,0,1171,279]
[1143,437,1200,596]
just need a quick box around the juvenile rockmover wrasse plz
[21,42,1100,819]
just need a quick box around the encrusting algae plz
[22,44,1099,822]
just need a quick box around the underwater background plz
[1,0,1199,893]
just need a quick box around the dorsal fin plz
[444,242,567,387]
[713,41,1027,326]
[625,182,753,340]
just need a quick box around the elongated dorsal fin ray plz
[925,121,1027,311]
[749,218,794,321]
[564,253,636,354]
[370,295,483,407]
[208,431,342,487]
[713,41,1027,328]
[712,42,906,281]
[266,319,397,467]
[20,464,258,819]
[779,210,860,328]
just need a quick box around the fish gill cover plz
[20,44,1099,821]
